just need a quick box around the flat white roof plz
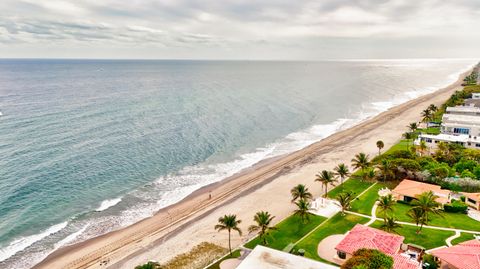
[236,245,339,269]
[442,114,480,125]
[418,133,480,143]
[446,105,480,114]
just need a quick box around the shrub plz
[422,254,439,269]
[461,170,476,179]
[135,262,162,269]
[341,248,393,269]
[454,158,478,174]
[444,200,468,213]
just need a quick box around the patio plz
[317,234,346,263]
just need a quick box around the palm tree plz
[403,132,413,148]
[428,104,438,113]
[419,140,428,156]
[380,216,401,233]
[248,211,277,245]
[334,163,350,187]
[336,191,354,215]
[377,194,396,225]
[364,168,377,181]
[407,207,427,234]
[294,199,311,224]
[421,108,432,123]
[315,170,336,197]
[408,122,418,133]
[376,140,384,156]
[351,153,370,181]
[214,214,242,256]
[411,191,443,225]
[375,159,395,182]
[290,184,313,203]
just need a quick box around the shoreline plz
[34,69,472,269]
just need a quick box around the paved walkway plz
[345,210,480,235]
[317,234,345,263]
[365,202,378,226]
[219,258,241,269]
[445,231,461,247]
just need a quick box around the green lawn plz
[327,178,373,199]
[350,182,400,215]
[244,214,327,250]
[377,202,480,232]
[295,213,368,262]
[370,221,453,250]
[417,127,440,135]
[451,233,477,245]
[384,139,411,154]
[205,249,241,269]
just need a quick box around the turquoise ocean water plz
[0,59,475,268]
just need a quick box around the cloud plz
[0,0,479,59]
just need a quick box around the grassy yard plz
[244,214,327,250]
[384,139,411,155]
[205,249,241,269]
[417,127,441,135]
[377,202,480,232]
[451,233,477,245]
[295,213,368,262]
[327,178,373,199]
[370,221,454,250]
[350,182,399,215]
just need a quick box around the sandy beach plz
[34,70,471,269]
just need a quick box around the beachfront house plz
[334,224,422,269]
[416,95,480,149]
[431,239,480,269]
[463,192,480,210]
[391,179,451,205]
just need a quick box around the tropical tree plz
[334,163,350,187]
[419,140,428,156]
[407,207,427,234]
[290,184,313,203]
[428,104,438,113]
[294,199,311,224]
[408,122,418,133]
[403,132,413,147]
[376,140,384,156]
[248,211,277,245]
[315,170,336,197]
[411,191,443,225]
[364,168,377,181]
[376,159,395,182]
[341,248,394,269]
[351,153,370,181]
[380,216,401,233]
[336,191,355,215]
[214,214,242,256]
[377,194,396,225]
[422,108,432,123]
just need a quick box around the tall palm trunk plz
[228,229,232,255]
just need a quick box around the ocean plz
[0,59,475,268]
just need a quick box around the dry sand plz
[34,70,470,269]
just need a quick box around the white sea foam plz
[0,221,67,262]
[54,224,89,250]
[95,198,122,212]
[16,60,478,269]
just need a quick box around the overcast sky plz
[1,0,479,60]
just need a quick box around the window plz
[476,144,480,148]
[426,138,432,143]
[337,251,346,259]
[454,128,470,134]
[468,198,476,204]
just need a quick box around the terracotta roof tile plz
[432,240,480,269]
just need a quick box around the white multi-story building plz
[416,96,480,149]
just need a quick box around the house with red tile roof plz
[431,239,480,269]
[335,224,421,269]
